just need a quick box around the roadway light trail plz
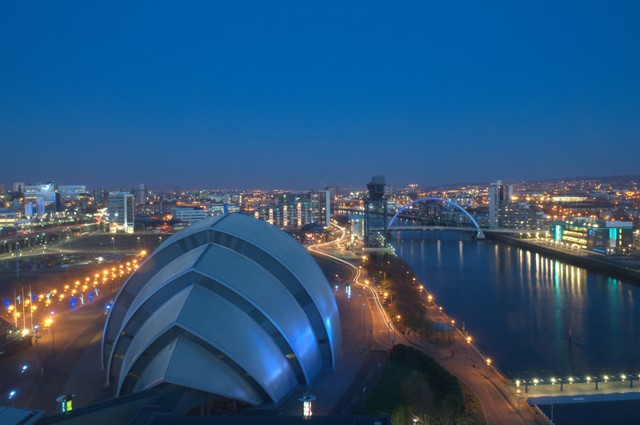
[308,222,397,348]
[309,221,539,425]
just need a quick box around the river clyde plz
[392,231,640,378]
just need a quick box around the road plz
[0,287,115,413]
[310,223,543,425]
[1,222,544,423]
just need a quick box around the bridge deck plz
[523,379,640,404]
[529,391,640,406]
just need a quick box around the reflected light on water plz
[394,232,640,376]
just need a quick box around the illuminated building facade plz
[251,191,329,230]
[172,207,206,223]
[551,218,634,253]
[488,180,513,228]
[0,209,18,225]
[24,183,57,216]
[102,214,341,405]
[108,192,135,233]
[310,190,331,227]
[57,185,88,200]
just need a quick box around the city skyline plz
[3,173,639,193]
[2,2,639,189]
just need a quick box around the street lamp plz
[15,240,20,277]
[299,395,316,418]
[44,313,55,355]
[8,390,16,407]
[111,237,115,250]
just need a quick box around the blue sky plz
[1,1,639,190]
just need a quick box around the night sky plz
[1,2,639,190]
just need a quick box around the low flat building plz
[551,218,634,253]
[172,207,207,223]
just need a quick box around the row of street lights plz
[515,373,640,392]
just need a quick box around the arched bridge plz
[388,197,485,239]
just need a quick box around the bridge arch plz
[388,197,485,239]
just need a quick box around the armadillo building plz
[102,214,341,406]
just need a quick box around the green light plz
[555,225,562,242]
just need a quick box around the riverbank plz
[486,233,640,284]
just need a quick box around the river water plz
[392,231,640,378]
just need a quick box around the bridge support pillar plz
[595,380,598,390]
[630,379,634,388]
[560,381,563,392]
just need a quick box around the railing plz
[531,404,555,425]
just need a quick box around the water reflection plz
[393,232,640,377]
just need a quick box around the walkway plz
[311,223,544,425]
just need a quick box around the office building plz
[108,192,135,233]
[23,183,56,216]
[364,176,388,248]
[172,207,207,223]
[551,218,634,253]
[12,182,25,193]
[58,185,88,200]
[136,183,147,205]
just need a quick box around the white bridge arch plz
[388,197,485,239]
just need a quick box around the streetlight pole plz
[362,303,366,338]
[34,325,40,349]
[15,240,20,278]
[45,313,55,356]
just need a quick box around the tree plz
[402,370,434,421]
[391,404,408,425]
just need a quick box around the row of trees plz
[364,252,434,337]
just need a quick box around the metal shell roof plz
[102,214,341,405]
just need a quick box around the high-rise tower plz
[364,176,388,248]
[488,180,512,228]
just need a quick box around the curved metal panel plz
[211,215,341,367]
[109,244,320,385]
[104,213,342,403]
[118,285,297,403]
[134,335,264,405]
